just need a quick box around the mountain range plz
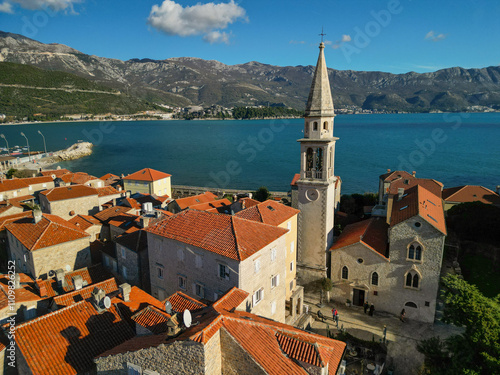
[1,31,500,113]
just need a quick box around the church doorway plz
[352,288,365,306]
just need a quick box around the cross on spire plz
[319,27,326,43]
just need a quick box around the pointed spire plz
[305,43,334,117]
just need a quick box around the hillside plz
[1,31,500,112]
[0,62,168,118]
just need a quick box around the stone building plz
[19,176,55,196]
[295,42,341,283]
[330,185,446,323]
[115,230,150,291]
[94,287,346,375]
[68,214,103,241]
[146,209,289,322]
[167,191,219,213]
[39,184,100,220]
[123,167,172,197]
[0,179,30,200]
[442,185,500,211]
[6,211,91,279]
[0,273,45,324]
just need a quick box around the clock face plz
[305,188,320,202]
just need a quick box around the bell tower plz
[296,42,339,283]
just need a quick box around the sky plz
[0,0,499,74]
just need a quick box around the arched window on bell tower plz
[316,148,323,177]
[313,122,318,131]
[306,148,313,177]
[323,121,328,130]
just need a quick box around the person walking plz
[400,309,406,322]
[369,304,375,316]
[383,325,387,343]
[333,308,339,327]
[363,301,369,314]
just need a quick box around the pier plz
[171,184,290,201]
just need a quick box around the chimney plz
[233,194,237,202]
[387,169,391,173]
[72,275,83,291]
[397,188,405,201]
[112,198,117,206]
[241,199,246,210]
[33,209,42,224]
[248,192,252,199]
[140,216,150,228]
[119,283,131,302]
[55,269,65,287]
[118,186,122,192]
[126,191,131,198]
[91,287,106,306]
[14,273,21,289]
[412,171,416,177]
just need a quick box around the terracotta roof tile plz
[330,217,389,258]
[0,178,29,193]
[52,278,118,308]
[235,199,299,226]
[123,168,171,182]
[0,194,35,208]
[0,273,42,310]
[57,172,99,185]
[380,170,414,182]
[100,173,119,180]
[442,185,500,205]
[391,185,447,235]
[291,173,301,186]
[6,213,90,251]
[147,210,287,261]
[388,177,443,198]
[165,291,207,313]
[0,211,32,231]
[96,186,120,197]
[40,184,98,201]
[175,191,219,210]
[131,305,171,334]
[212,287,248,312]
[68,214,102,231]
[189,198,231,211]
[40,168,71,177]
[94,205,133,222]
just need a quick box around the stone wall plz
[220,328,266,375]
[116,244,140,287]
[204,330,221,375]
[95,340,205,374]
[280,215,298,301]
[40,194,100,220]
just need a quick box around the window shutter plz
[192,283,196,295]
[276,274,280,286]
[252,291,257,306]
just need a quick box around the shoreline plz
[2,110,499,126]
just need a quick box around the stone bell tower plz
[296,42,339,283]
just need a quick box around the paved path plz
[304,294,463,374]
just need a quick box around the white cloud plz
[203,30,230,44]
[0,1,13,12]
[148,0,246,44]
[323,40,332,46]
[6,0,81,11]
[341,34,351,43]
[332,34,351,49]
[289,40,306,45]
[425,30,447,42]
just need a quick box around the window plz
[271,300,276,315]
[313,122,318,131]
[323,121,328,130]
[371,272,379,286]
[414,222,421,228]
[252,288,264,306]
[271,274,279,289]
[342,266,348,280]
[270,247,277,262]
[290,241,294,254]
[177,248,184,261]
[254,259,261,273]
[121,247,126,259]
[290,279,294,291]
[157,267,164,279]
[425,301,430,307]
[405,272,420,289]
[178,275,186,290]
[195,283,204,298]
[408,243,423,261]
[122,266,127,279]
[219,264,230,280]
[357,258,364,264]
[195,254,203,268]
[287,221,292,230]
[290,261,294,272]
[405,301,418,308]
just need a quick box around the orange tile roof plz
[380,170,414,182]
[40,184,98,201]
[112,286,165,319]
[235,199,299,226]
[0,178,29,193]
[123,168,171,182]
[165,291,207,312]
[36,264,113,298]
[6,213,90,251]
[68,214,102,231]
[100,173,120,180]
[94,205,133,222]
[147,209,288,261]
[442,185,500,205]
[40,168,71,177]
[108,213,140,231]
[388,177,443,198]
[175,191,218,210]
[0,273,42,311]
[52,278,118,308]
[58,172,99,185]
[131,305,171,334]
[330,217,389,259]
[19,175,54,185]
[15,301,134,374]
[212,287,248,312]
[96,186,120,197]
[189,198,231,211]
[290,173,301,186]
[391,185,447,235]
[121,197,142,209]
[0,194,35,208]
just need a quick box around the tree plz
[254,186,271,202]
[417,275,500,374]
[5,168,17,179]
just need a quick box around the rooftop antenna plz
[319,27,326,43]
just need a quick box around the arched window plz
[316,148,323,171]
[306,148,313,172]
[323,121,328,130]
[304,122,309,136]
[405,270,421,289]
[406,273,412,287]
[413,274,419,288]
[405,301,417,308]
[408,242,423,261]
[371,272,379,286]
[342,266,348,280]
[313,122,318,131]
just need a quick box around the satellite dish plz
[51,174,56,180]
[165,301,172,315]
[183,309,192,328]
[103,296,111,309]
[65,264,71,272]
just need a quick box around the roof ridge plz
[31,216,51,250]
[16,299,89,328]
[230,216,242,261]
[48,215,91,237]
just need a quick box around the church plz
[295,42,447,323]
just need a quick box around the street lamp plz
[20,132,30,162]
[0,134,9,156]
[38,130,47,155]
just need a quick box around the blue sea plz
[2,113,499,194]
